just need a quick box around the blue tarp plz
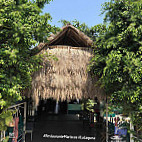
[115,126,127,136]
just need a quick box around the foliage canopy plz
[0,0,58,131]
[90,0,142,132]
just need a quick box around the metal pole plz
[106,96,109,142]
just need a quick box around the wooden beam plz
[70,30,87,47]
[49,45,91,50]
[49,29,67,45]
[68,36,82,47]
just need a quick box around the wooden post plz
[55,100,59,114]
[23,102,27,142]
[130,113,134,142]
[106,96,109,142]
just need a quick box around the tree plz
[0,0,58,131]
[90,0,142,134]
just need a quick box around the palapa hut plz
[29,25,105,106]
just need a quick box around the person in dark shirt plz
[94,97,100,122]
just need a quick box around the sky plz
[43,0,109,27]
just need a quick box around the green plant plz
[0,0,58,132]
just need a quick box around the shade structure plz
[48,24,93,47]
[28,25,105,106]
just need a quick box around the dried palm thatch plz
[28,45,105,106]
[28,25,105,106]
[48,25,93,47]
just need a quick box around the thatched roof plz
[30,25,93,56]
[48,24,93,47]
[28,25,104,106]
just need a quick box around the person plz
[114,117,120,135]
[94,97,100,122]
